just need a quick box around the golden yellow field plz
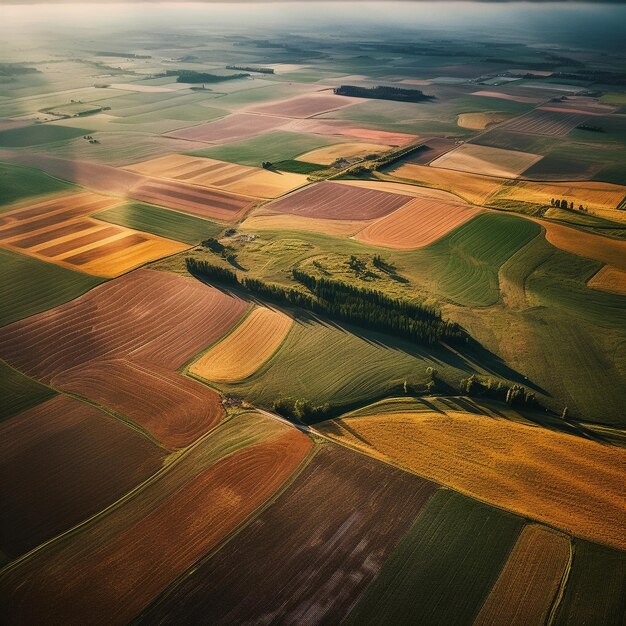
[241,211,371,236]
[473,525,571,626]
[457,112,511,130]
[296,142,391,165]
[189,306,293,382]
[499,180,626,211]
[389,163,503,205]
[540,221,626,271]
[430,144,542,178]
[587,265,626,295]
[0,191,188,277]
[317,409,626,549]
[125,154,308,199]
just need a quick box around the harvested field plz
[497,180,626,211]
[295,141,391,165]
[501,109,587,136]
[588,265,626,295]
[0,414,312,626]
[286,119,417,145]
[108,83,174,93]
[430,144,542,178]
[53,360,225,449]
[0,247,103,327]
[356,196,481,249]
[473,525,571,626]
[0,191,189,278]
[190,306,293,382]
[540,221,626,271]
[0,360,56,422]
[0,395,165,559]
[241,211,371,236]
[125,154,308,199]
[338,178,469,203]
[317,404,626,548]
[345,490,524,626]
[457,111,511,130]
[471,90,542,104]
[553,540,626,626]
[247,94,357,118]
[140,445,437,625]
[265,181,412,220]
[167,113,290,144]
[538,97,617,116]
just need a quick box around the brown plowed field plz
[402,137,457,164]
[167,113,290,143]
[126,154,307,199]
[318,410,626,549]
[265,181,412,220]
[501,110,586,136]
[356,197,481,248]
[540,221,626,271]
[247,94,357,118]
[0,395,165,559]
[473,525,570,626]
[141,445,437,626]
[389,162,503,205]
[53,360,225,449]
[241,211,372,236]
[0,426,312,626]
[587,265,626,295]
[0,270,248,446]
[190,306,293,382]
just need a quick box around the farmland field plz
[2,4,625,624]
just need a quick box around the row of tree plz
[164,70,249,83]
[459,375,538,408]
[334,85,433,103]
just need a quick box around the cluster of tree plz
[459,375,537,408]
[186,258,465,346]
[226,65,274,74]
[577,123,604,133]
[164,70,249,83]
[0,63,39,77]
[272,397,331,422]
[334,85,433,103]
[200,238,238,265]
[550,198,589,212]
[372,254,395,273]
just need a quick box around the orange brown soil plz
[0,270,249,447]
[140,445,437,625]
[284,119,417,145]
[539,221,626,271]
[241,211,371,236]
[0,395,165,559]
[356,197,481,248]
[0,191,189,277]
[125,154,307,199]
[473,525,571,626]
[265,181,412,220]
[246,94,357,118]
[190,306,293,382]
[0,428,312,626]
[296,142,391,165]
[499,180,626,211]
[430,144,542,178]
[317,409,626,549]
[587,265,626,295]
[389,163,504,205]
[457,112,511,130]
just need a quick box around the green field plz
[0,360,57,421]
[94,203,224,244]
[0,124,92,147]
[0,248,103,327]
[187,131,340,166]
[0,162,75,207]
[273,159,325,174]
[554,540,626,626]
[345,490,524,626]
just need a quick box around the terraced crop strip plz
[0,414,312,625]
[1,395,165,559]
[190,306,293,382]
[0,270,249,448]
[317,404,626,548]
[241,211,371,236]
[139,445,437,625]
[356,196,481,249]
[501,109,587,136]
[265,181,413,220]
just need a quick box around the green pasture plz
[0,361,57,422]
[0,124,92,148]
[0,162,75,207]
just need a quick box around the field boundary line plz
[546,536,574,626]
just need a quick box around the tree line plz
[164,70,249,83]
[334,85,433,103]
[186,258,465,346]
